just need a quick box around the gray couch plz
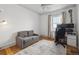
[16,30,40,49]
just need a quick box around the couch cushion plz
[28,31,33,36]
[18,31,28,37]
[23,36,32,40]
[32,36,39,40]
[17,36,32,40]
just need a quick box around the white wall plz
[40,14,48,36]
[0,5,40,48]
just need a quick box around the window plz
[51,14,62,31]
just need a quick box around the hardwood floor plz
[0,45,21,55]
[67,45,78,55]
[0,38,78,55]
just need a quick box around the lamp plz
[0,20,7,24]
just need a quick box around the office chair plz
[55,25,67,48]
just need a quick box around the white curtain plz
[48,15,51,38]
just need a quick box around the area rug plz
[15,40,66,55]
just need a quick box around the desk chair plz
[55,25,67,48]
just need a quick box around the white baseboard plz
[0,41,16,50]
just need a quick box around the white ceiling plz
[19,4,42,13]
[19,4,75,14]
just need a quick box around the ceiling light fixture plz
[41,4,53,13]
